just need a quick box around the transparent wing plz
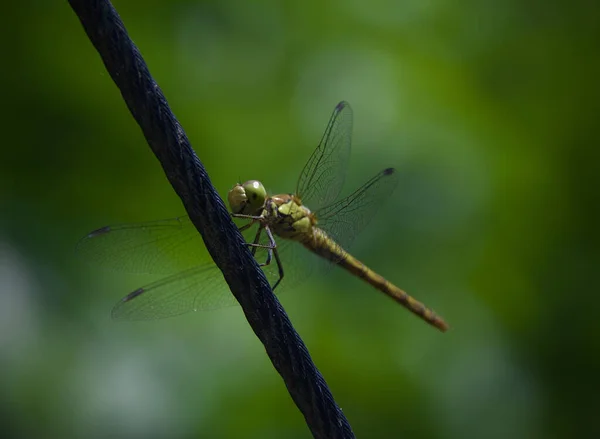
[110,240,309,321]
[296,101,353,210]
[77,216,206,275]
[316,168,399,254]
[111,264,231,320]
[80,216,301,320]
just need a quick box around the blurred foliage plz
[1,0,599,438]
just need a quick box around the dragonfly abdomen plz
[306,228,449,332]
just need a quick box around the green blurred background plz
[1,0,598,438]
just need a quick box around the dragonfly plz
[79,101,448,332]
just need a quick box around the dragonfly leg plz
[262,226,284,290]
[236,218,270,261]
[236,219,263,258]
[249,225,267,260]
[250,225,261,257]
[246,242,274,267]
[242,224,283,288]
[232,213,264,221]
[245,242,275,249]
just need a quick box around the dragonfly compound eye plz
[227,184,248,214]
[241,180,266,214]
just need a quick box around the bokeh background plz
[1,1,599,438]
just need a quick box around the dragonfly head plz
[228,180,267,215]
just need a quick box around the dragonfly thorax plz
[228,180,267,215]
[267,194,317,241]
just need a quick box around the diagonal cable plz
[67,1,355,438]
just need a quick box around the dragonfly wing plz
[111,264,234,320]
[77,216,206,275]
[296,101,353,210]
[316,168,399,256]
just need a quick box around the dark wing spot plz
[383,167,395,176]
[335,101,347,111]
[87,226,111,238]
[123,288,145,302]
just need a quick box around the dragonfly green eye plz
[227,180,266,215]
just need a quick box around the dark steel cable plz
[67,1,355,438]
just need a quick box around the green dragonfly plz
[79,102,448,331]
